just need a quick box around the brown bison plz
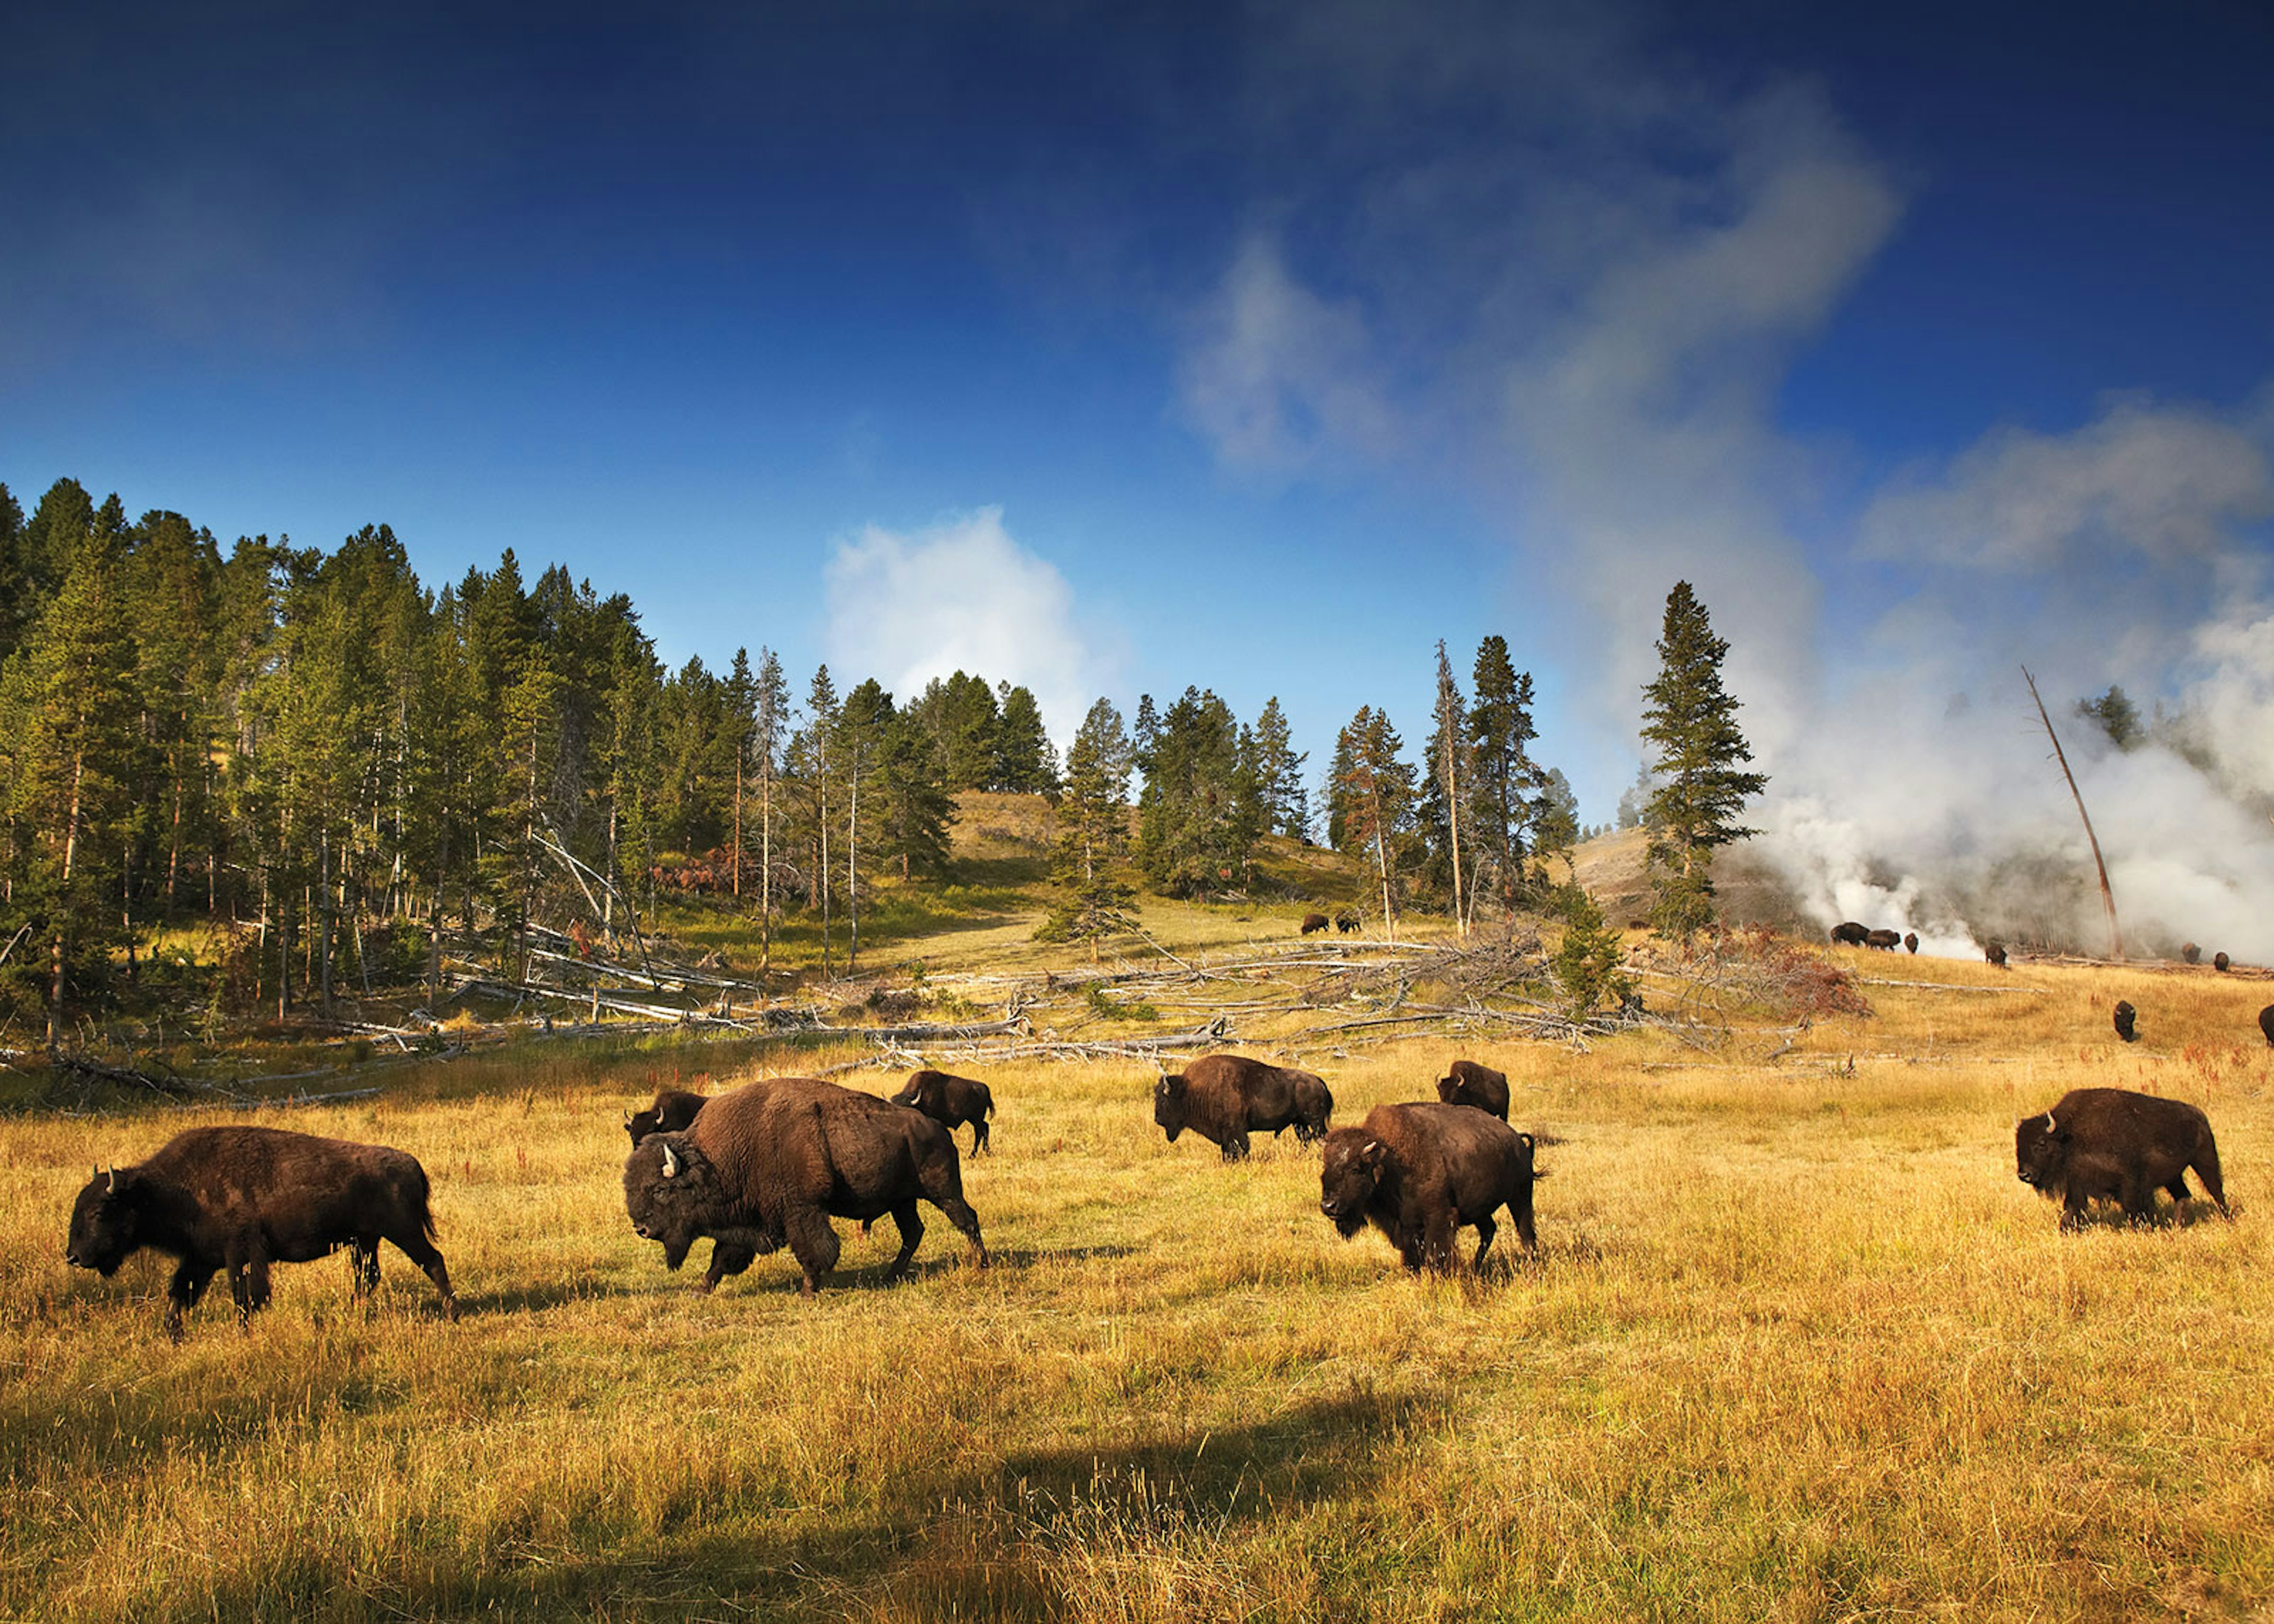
[65,1127,455,1339]
[2015,1088,2228,1230]
[1335,911,1360,934]
[1829,921,1870,948]
[622,1077,985,1295]
[625,1088,709,1146]
[2214,951,2232,972]
[1864,928,1902,951]
[1904,932,1919,954]
[1984,940,2008,967]
[2261,1004,2274,1049]
[1435,1059,1510,1120]
[1154,1053,1332,1160]
[2182,942,2202,964]
[2112,1001,2138,1043]
[889,1068,995,1155]
[1300,912,1331,935]
[1319,1102,1540,1272]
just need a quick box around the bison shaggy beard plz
[622,1134,775,1282]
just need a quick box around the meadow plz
[5,933,2274,1621]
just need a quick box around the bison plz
[1904,932,1919,954]
[2215,951,2232,972]
[1154,1053,1332,1160]
[2182,942,2202,965]
[1865,928,1902,951]
[1318,1103,1540,1272]
[1829,921,1870,948]
[2112,1001,2138,1043]
[625,1088,709,1146]
[2261,1004,2274,1049]
[1335,911,1360,934]
[889,1067,995,1155]
[1300,912,1330,935]
[2014,1088,2229,1230]
[1435,1059,1510,1120]
[65,1127,456,1340]
[623,1076,985,1295]
[1984,940,2008,967]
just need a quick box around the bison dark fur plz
[2112,1001,2138,1043]
[1984,940,2008,966]
[1335,911,1360,934]
[1319,1102,1540,1272]
[625,1088,709,1146]
[1829,921,1870,947]
[2215,951,2232,972]
[889,1068,995,1155]
[623,1077,986,1295]
[2014,1088,2228,1231]
[1904,932,1919,954]
[1865,928,1902,951]
[65,1126,455,1339]
[1435,1059,1509,1120]
[2182,942,2201,965]
[2261,1004,2274,1049]
[1154,1053,1332,1161]
[1300,911,1330,935]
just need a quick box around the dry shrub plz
[1669,925,1872,1021]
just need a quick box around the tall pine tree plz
[1639,581,1766,940]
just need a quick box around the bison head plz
[2014,1110,2069,1195]
[624,1106,663,1146]
[891,1070,939,1112]
[65,1166,141,1276]
[622,1135,733,1270]
[1318,1129,1386,1239]
[1153,1073,1189,1141]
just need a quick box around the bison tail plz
[415,1163,441,1244]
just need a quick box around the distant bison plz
[1865,929,1901,952]
[2214,951,2232,972]
[625,1088,708,1146]
[1829,922,1870,948]
[2015,1088,2228,1230]
[2112,1001,2138,1043]
[1154,1053,1332,1161]
[1335,911,1360,934]
[1319,1103,1540,1272]
[889,1068,995,1156]
[1984,941,2008,967]
[1435,1059,1510,1120]
[2182,942,2202,965]
[65,1126,455,1340]
[1904,932,1919,954]
[623,1076,985,1295]
[2262,1005,2274,1049]
[1300,912,1331,935]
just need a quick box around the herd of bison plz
[60,980,2274,1338]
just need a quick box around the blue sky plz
[5,0,2271,876]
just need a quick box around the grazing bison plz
[625,1088,708,1146]
[1904,932,1919,954]
[1829,921,1870,948]
[2182,942,2202,965]
[65,1127,455,1340]
[1435,1059,1510,1120]
[2015,1088,2228,1230]
[1154,1053,1332,1161]
[2261,1005,2274,1049]
[1984,940,2008,967]
[2214,951,2232,972]
[1865,928,1902,951]
[1335,911,1360,934]
[889,1067,995,1155]
[1300,912,1331,936]
[1319,1103,1540,1272]
[2112,1001,2138,1043]
[623,1076,986,1295]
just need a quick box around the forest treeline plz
[0,478,1584,1044]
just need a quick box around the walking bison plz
[1829,922,1870,948]
[2014,1088,2229,1230]
[1435,1059,1510,1120]
[1300,912,1331,936]
[625,1088,709,1146]
[2215,951,2232,972]
[1984,941,2008,967]
[623,1077,986,1295]
[1904,932,1919,954]
[1318,1102,1540,1272]
[2262,1005,2274,1049]
[889,1068,995,1156]
[1865,929,1902,951]
[2112,1001,2138,1043]
[65,1127,456,1339]
[1154,1053,1332,1160]
[2182,942,2202,965]
[1335,911,1361,934]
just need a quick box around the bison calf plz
[1155,1053,1331,1161]
[625,1088,708,1146]
[65,1127,455,1339]
[1435,1059,1509,1120]
[890,1068,994,1155]
[2015,1088,2228,1230]
[1319,1103,1540,1272]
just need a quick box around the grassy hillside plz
[6,922,2274,1619]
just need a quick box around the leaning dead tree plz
[2022,666,2122,960]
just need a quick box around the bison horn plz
[662,1144,680,1178]
[2043,1111,2057,1132]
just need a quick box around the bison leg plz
[2118,1172,2160,1228]
[348,1240,381,1301]
[931,1194,988,1268]
[702,1240,758,1294]
[1419,1210,1460,1273]
[1219,1131,1251,1162]
[163,1262,214,1342]
[885,1201,924,1280]
[971,1117,990,1156]
[2192,1144,2231,1218]
[1472,1214,1498,1272]
[782,1205,841,1297]
[386,1229,457,1320]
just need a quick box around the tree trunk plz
[47,746,85,1053]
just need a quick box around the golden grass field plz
[7,915,2274,1621]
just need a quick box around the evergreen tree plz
[1249,696,1308,839]
[2076,686,2142,751]
[1135,687,1252,897]
[993,681,1059,793]
[1466,636,1542,912]
[747,648,791,970]
[1639,581,1767,940]
[1328,706,1418,940]
[1038,699,1138,959]
[1421,644,1472,930]
[1550,887,1631,1022]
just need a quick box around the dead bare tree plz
[2022,666,2121,959]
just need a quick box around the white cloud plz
[822,507,1116,748]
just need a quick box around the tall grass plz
[5,957,2272,1619]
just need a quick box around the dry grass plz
[6,949,2274,1620]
